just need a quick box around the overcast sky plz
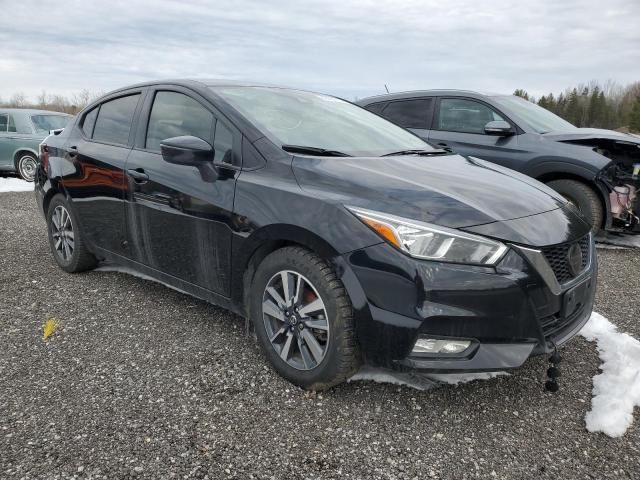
[1,0,639,102]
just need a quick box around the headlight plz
[347,206,508,265]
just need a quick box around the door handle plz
[127,168,149,183]
[68,145,78,158]
[437,142,448,147]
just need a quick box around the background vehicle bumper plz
[341,240,596,372]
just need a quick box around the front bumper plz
[342,235,596,372]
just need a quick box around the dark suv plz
[35,80,596,390]
[358,90,640,234]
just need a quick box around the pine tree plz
[546,93,556,113]
[566,89,581,126]
[513,89,530,100]
[538,95,548,110]
[588,86,602,127]
[629,96,640,132]
[556,93,566,117]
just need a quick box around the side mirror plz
[160,136,213,166]
[484,120,514,136]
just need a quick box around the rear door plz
[377,98,434,141]
[124,87,240,296]
[428,97,524,169]
[0,113,13,168]
[62,91,144,255]
[0,112,27,169]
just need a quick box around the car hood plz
[292,153,568,230]
[543,128,640,145]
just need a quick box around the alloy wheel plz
[51,206,75,261]
[262,270,330,371]
[19,155,37,182]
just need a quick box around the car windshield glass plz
[31,114,71,133]
[492,96,576,134]
[212,87,433,156]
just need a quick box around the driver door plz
[124,88,240,296]
[428,97,523,169]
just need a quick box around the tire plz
[546,179,604,233]
[250,246,361,390]
[46,194,97,273]
[17,153,38,182]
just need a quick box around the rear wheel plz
[250,246,361,390]
[46,194,97,273]
[17,153,37,182]
[547,179,603,233]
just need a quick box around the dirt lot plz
[1,190,639,479]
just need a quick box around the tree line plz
[2,83,640,133]
[0,90,102,115]
[514,81,640,132]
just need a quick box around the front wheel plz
[46,194,97,273]
[17,153,37,182]
[547,179,604,233]
[250,247,361,390]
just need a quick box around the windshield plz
[31,114,71,133]
[212,86,433,156]
[492,96,576,134]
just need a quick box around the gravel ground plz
[1,190,639,480]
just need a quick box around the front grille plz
[540,236,590,285]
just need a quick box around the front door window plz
[437,98,506,134]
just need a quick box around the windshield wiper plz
[381,148,450,157]
[282,145,352,157]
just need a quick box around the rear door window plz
[364,102,388,115]
[381,99,432,129]
[92,94,141,146]
[436,98,506,134]
[0,114,8,132]
[145,91,214,152]
[82,107,99,137]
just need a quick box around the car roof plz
[357,89,505,105]
[105,78,294,95]
[0,108,71,116]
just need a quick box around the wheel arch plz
[234,224,338,314]
[534,171,609,229]
[41,178,67,217]
[233,224,369,322]
[13,148,39,169]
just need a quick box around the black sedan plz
[357,90,640,234]
[35,80,596,390]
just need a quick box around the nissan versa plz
[35,80,596,390]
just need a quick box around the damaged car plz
[36,81,595,391]
[358,91,640,233]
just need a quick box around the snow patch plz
[596,233,640,249]
[580,312,640,437]
[428,371,509,385]
[0,177,33,193]
[349,366,507,391]
[349,367,438,390]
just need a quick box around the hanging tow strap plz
[544,341,562,393]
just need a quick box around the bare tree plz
[70,89,92,110]
[8,92,27,108]
[37,90,49,108]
